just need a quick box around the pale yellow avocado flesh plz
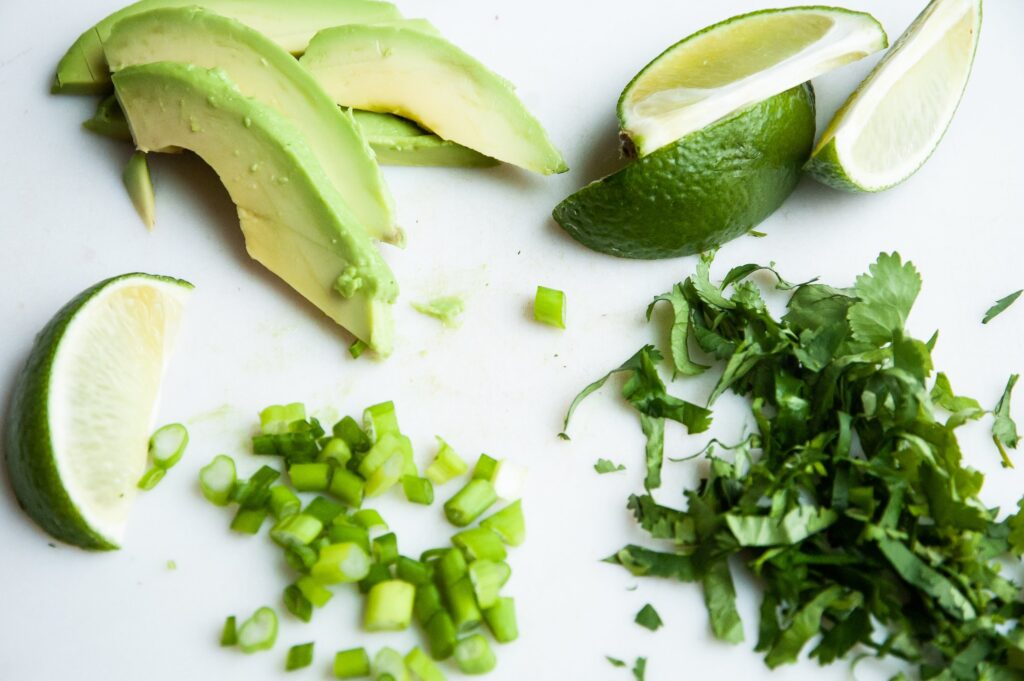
[113,62,396,352]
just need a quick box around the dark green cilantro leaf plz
[647,284,708,377]
[764,586,845,668]
[634,604,663,631]
[606,656,626,668]
[847,252,921,345]
[632,657,647,681]
[594,458,626,474]
[983,289,1022,324]
[993,374,1020,468]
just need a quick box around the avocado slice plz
[113,62,397,353]
[301,25,567,175]
[54,0,402,95]
[352,111,497,168]
[122,151,156,229]
[84,94,132,141]
[104,7,398,243]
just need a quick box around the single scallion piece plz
[149,423,188,469]
[289,462,332,492]
[231,465,280,509]
[328,468,365,508]
[286,642,315,671]
[271,513,324,549]
[425,437,468,485]
[364,401,400,442]
[199,454,236,506]
[349,339,368,359]
[483,597,518,643]
[333,647,371,679]
[269,485,301,520]
[311,542,371,584]
[260,403,307,435]
[358,433,409,477]
[434,548,468,589]
[304,496,345,525]
[373,648,408,681]
[396,556,432,586]
[237,606,278,653]
[454,634,497,674]
[231,507,269,535]
[285,545,318,573]
[453,527,507,562]
[533,285,566,329]
[373,532,399,565]
[491,459,527,500]
[296,575,333,608]
[364,452,405,498]
[415,583,444,626]
[220,615,238,646]
[319,437,353,467]
[328,521,370,553]
[479,500,526,546]
[471,454,499,481]
[364,579,416,631]
[426,611,457,660]
[358,562,393,595]
[283,584,313,623]
[333,416,371,454]
[467,560,512,609]
[444,479,497,527]
[405,646,447,681]
[137,467,166,490]
[446,578,483,633]
[352,509,388,536]
[402,475,434,505]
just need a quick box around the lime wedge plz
[5,274,192,549]
[806,0,982,192]
[618,7,887,157]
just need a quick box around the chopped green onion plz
[349,339,368,359]
[252,433,278,455]
[280,432,319,462]
[453,527,507,562]
[471,454,499,481]
[237,606,278,653]
[320,437,353,467]
[364,579,416,631]
[420,548,449,563]
[269,485,301,520]
[425,611,457,660]
[364,401,400,442]
[444,479,497,527]
[533,285,566,329]
[328,469,365,508]
[271,513,324,549]
[435,548,468,589]
[304,496,346,525]
[414,583,444,625]
[260,402,307,434]
[311,542,371,584]
[296,575,334,608]
[231,507,268,534]
[371,533,398,566]
[333,647,371,679]
[396,556,432,586]
[137,467,166,490]
[328,521,370,553]
[199,454,236,506]
[373,647,408,680]
[425,437,468,485]
[284,545,317,573]
[220,615,237,646]
[283,584,313,622]
[402,476,434,505]
[358,433,407,477]
[479,500,526,547]
[447,578,483,633]
[149,423,189,469]
[358,562,393,594]
[352,509,388,536]
[467,560,511,609]
[454,634,496,674]
[231,465,280,509]
[483,597,518,643]
[333,416,371,454]
[405,647,447,681]
[491,459,527,500]
[286,642,315,671]
[364,452,405,498]
[289,462,332,492]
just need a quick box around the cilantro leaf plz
[983,289,1022,324]
[764,586,845,668]
[606,657,626,668]
[634,604,663,631]
[702,560,744,644]
[993,374,1020,468]
[724,507,837,547]
[847,252,921,345]
[632,657,647,681]
[647,284,708,377]
[594,459,625,474]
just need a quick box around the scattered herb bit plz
[166,560,177,571]
[993,374,1020,468]
[606,656,626,667]
[220,616,237,646]
[634,604,662,631]
[533,285,566,329]
[632,656,647,681]
[595,458,626,474]
[748,229,767,238]
[983,289,1022,324]
[349,339,368,359]
[412,296,465,327]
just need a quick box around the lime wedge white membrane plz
[806,0,982,192]
[618,7,887,156]
[5,274,191,549]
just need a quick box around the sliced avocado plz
[113,62,397,353]
[352,111,497,168]
[301,25,567,175]
[122,151,156,229]
[104,7,398,243]
[84,94,132,141]
[53,0,402,95]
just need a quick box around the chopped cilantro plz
[606,656,626,668]
[634,604,662,631]
[632,657,646,681]
[983,289,1022,324]
[993,374,1020,468]
[594,459,626,474]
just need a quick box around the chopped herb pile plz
[568,252,1024,678]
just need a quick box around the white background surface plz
[1,1,1023,679]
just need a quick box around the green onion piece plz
[289,462,332,492]
[328,469,365,508]
[402,476,434,505]
[149,423,189,469]
[252,433,279,455]
[453,527,507,562]
[199,454,236,506]
[479,500,525,547]
[284,545,317,573]
[352,509,388,536]
[231,465,281,509]
[420,548,448,563]
[435,549,468,589]
[333,416,371,454]
[414,583,444,625]
[373,533,399,565]
[304,496,346,525]
[358,562,393,594]
[320,437,353,467]
[269,485,302,520]
[425,437,468,486]
[237,606,278,653]
[220,615,237,646]
[311,542,371,584]
[454,634,496,674]
[533,285,566,329]
[271,513,324,549]
[231,507,269,535]
[373,647,408,680]
[137,467,166,490]
[349,339,368,359]
[296,575,334,608]
[396,556,432,586]
[467,560,512,609]
[260,402,307,435]
[444,479,497,527]
[483,597,518,643]
[358,433,406,478]
[328,521,370,553]
[447,578,483,633]
[471,454,499,481]
[491,459,527,500]
[363,401,400,442]
[425,611,457,660]
[283,584,313,623]
[333,647,371,679]
[277,432,319,463]
[291,417,324,439]
[286,642,315,671]
[364,452,405,498]
[405,647,447,681]
[364,580,416,631]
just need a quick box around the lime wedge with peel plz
[5,274,192,549]
[618,6,887,157]
[806,0,982,192]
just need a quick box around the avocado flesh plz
[105,7,397,243]
[351,111,497,167]
[301,25,567,175]
[113,62,397,352]
[54,0,402,95]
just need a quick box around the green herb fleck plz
[595,459,626,474]
[412,296,464,327]
[983,289,1022,324]
[993,374,1020,468]
[634,604,662,631]
[606,656,626,668]
[632,657,647,681]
